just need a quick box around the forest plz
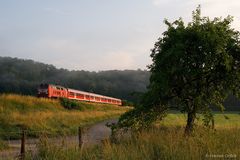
[0,56,239,110]
[0,56,149,103]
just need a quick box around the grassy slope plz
[0,94,130,141]
[31,112,240,160]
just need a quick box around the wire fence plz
[0,119,117,159]
[0,126,103,160]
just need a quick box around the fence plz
[0,125,111,160]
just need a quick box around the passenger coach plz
[37,84,122,105]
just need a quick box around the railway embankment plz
[0,94,130,150]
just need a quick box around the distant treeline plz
[0,57,150,103]
[0,56,239,111]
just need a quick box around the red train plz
[37,84,122,105]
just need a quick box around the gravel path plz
[0,119,117,160]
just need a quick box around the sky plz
[0,0,239,71]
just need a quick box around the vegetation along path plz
[0,94,130,159]
[0,119,117,159]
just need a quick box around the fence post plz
[20,129,26,160]
[78,127,83,149]
[211,118,215,130]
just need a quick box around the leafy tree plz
[118,6,240,135]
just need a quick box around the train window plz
[90,96,94,99]
[76,94,84,98]
[69,92,75,96]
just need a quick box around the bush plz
[122,100,134,107]
[0,139,8,150]
[60,98,80,110]
[59,98,98,111]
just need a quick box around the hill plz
[0,94,130,140]
[0,56,239,110]
[0,56,150,103]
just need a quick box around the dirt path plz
[0,119,117,160]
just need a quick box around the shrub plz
[0,139,8,150]
[60,98,80,110]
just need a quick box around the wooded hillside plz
[0,56,150,103]
[0,56,239,110]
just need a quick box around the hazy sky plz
[0,0,239,71]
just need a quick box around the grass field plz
[29,112,240,160]
[0,94,130,150]
[158,112,240,129]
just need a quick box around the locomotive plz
[37,84,122,105]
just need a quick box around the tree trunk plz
[184,111,196,136]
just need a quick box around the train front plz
[37,83,49,97]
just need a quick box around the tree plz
[118,6,240,135]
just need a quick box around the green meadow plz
[29,112,240,160]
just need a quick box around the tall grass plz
[0,94,130,140]
[28,126,240,160]
[28,112,240,160]
[0,139,8,151]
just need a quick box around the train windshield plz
[39,84,48,89]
